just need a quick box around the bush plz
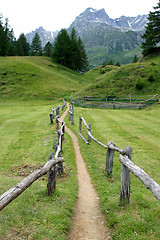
[135,77,145,90]
[100,69,106,74]
[147,75,155,82]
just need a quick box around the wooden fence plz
[74,94,158,109]
[0,101,66,211]
[78,116,160,205]
[49,98,66,124]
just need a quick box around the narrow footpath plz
[60,104,111,240]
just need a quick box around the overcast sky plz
[0,0,158,38]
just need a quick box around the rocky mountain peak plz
[77,7,113,25]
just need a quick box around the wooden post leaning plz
[106,141,116,176]
[119,146,132,206]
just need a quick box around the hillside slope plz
[72,55,160,97]
[0,57,89,100]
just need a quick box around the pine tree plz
[44,41,53,57]
[0,14,6,56]
[141,0,160,55]
[52,29,72,67]
[107,59,114,65]
[77,36,88,72]
[17,33,30,56]
[52,28,88,72]
[70,28,79,70]
[0,15,16,56]
[31,33,42,56]
[132,54,138,63]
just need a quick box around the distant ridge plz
[25,8,148,67]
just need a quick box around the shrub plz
[147,74,155,82]
[100,69,106,74]
[135,77,145,90]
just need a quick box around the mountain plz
[70,8,147,32]
[25,8,148,67]
[68,8,148,67]
[26,26,58,47]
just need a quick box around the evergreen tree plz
[16,33,30,56]
[0,14,6,56]
[70,28,79,70]
[132,54,138,63]
[31,33,42,56]
[115,62,121,67]
[77,36,88,72]
[107,59,114,65]
[4,18,16,56]
[52,28,88,72]
[141,0,160,55]
[44,41,53,57]
[52,29,72,67]
[0,15,16,56]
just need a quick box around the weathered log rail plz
[0,157,64,211]
[78,115,160,204]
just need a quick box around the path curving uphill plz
[60,103,111,240]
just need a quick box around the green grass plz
[0,100,78,240]
[1,56,160,102]
[71,54,160,98]
[65,103,160,240]
[0,56,90,100]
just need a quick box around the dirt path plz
[60,104,111,240]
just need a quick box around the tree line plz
[0,14,88,72]
[0,0,159,69]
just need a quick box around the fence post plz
[49,113,53,124]
[56,106,59,116]
[79,116,82,132]
[53,141,57,152]
[69,106,72,120]
[62,122,65,141]
[56,117,59,130]
[47,165,59,196]
[119,146,132,206]
[71,109,74,125]
[52,109,55,117]
[106,141,115,176]
[88,123,91,141]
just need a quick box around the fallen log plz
[119,155,160,202]
[0,157,64,211]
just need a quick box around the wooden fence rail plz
[0,157,64,211]
[78,116,160,204]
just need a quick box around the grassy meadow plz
[0,57,91,100]
[1,55,160,239]
[0,100,78,239]
[65,103,160,240]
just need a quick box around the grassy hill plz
[0,55,160,101]
[72,54,160,98]
[0,57,90,100]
